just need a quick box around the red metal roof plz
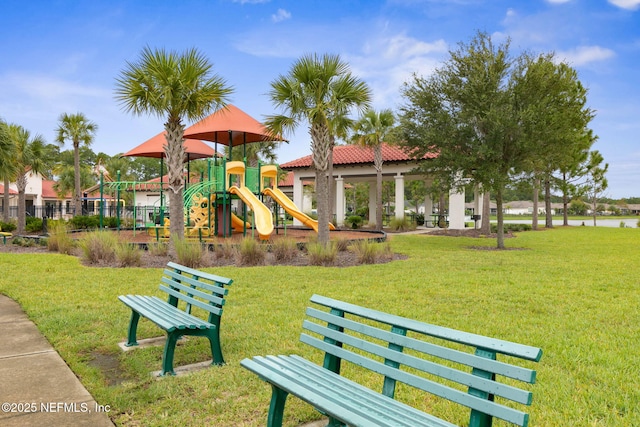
[280,143,435,169]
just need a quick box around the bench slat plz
[163,269,229,297]
[303,320,533,405]
[160,277,226,307]
[306,307,536,384]
[119,295,211,331]
[242,355,456,427]
[166,262,233,287]
[301,333,529,427]
[159,285,223,316]
[310,295,542,362]
[283,355,456,427]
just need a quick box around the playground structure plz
[104,158,327,241]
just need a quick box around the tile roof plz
[42,180,67,199]
[280,143,435,169]
[0,185,18,195]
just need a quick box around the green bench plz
[241,294,542,427]
[119,262,233,376]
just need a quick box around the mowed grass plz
[1,226,638,426]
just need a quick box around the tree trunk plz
[562,172,569,226]
[16,172,27,234]
[311,122,330,246]
[374,145,383,231]
[544,177,553,228]
[74,142,82,217]
[3,176,9,222]
[495,189,505,249]
[480,191,490,234]
[532,177,539,230]
[327,139,335,227]
[165,121,186,243]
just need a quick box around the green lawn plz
[1,226,638,426]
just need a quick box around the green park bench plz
[119,262,233,376]
[242,294,542,427]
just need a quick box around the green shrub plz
[271,238,299,262]
[79,231,119,264]
[47,222,75,254]
[490,223,533,233]
[344,215,363,229]
[11,236,24,246]
[0,221,16,232]
[307,242,337,266]
[173,236,203,268]
[116,243,142,267]
[69,215,100,230]
[238,237,266,266]
[26,217,43,233]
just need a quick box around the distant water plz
[500,218,638,228]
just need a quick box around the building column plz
[448,186,466,229]
[424,191,434,227]
[335,176,345,226]
[394,174,405,220]
[292,175,304,227]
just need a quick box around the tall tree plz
[352,108,395,231]
[583,150,608,226]
[400,32,532,248]
[115,46,232,241]
[513,53,595,229]
[265,53,371,245]
[0,119,17,222]
[55,113,98,217]
[7,125,48,234]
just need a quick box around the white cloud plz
[608,0,640,10]
[556,45,616,66]
[348,33,448,108]
[271,8,291,23]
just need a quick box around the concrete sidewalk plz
[0,295,114,427]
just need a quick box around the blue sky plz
[1,0,639,198]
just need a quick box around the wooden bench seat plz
[242,294,542,427]
[119,262,233,376]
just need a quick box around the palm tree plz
[0,119,17,222]
[265,53,371,245]
[55,113,98,217]
[6,124,48,234]
[115,46,232,241]
[352,109,395,231]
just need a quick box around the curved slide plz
[263,187,335,232]
[231,213,251,232]
[229,186,274,239]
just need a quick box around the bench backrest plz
[302,294,542,427]
[159,262,233,326]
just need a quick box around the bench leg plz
[327,418,346,427]
[207,329,225,365]
[125,311,141,347]
[267,385,288,427]
[160,332,181,376]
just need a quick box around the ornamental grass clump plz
[271,237,299,262]
[237,237,266,266]
[47,221,75,254]
[388,217,416,232]
[79,230,119,264]
[173,236,203,268]
[350,239,379,264]
[115,243,142,267]
[307,241,338,266]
